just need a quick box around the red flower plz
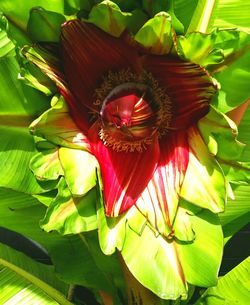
[26,20,217,231]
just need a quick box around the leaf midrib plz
[187,0,217,33]
[0,259,73,305]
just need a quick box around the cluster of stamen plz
[94,69,172,152]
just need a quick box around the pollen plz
[99,128,155,152]
[95,69,172,152]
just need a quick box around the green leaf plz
[173,206,195,242]
[212,50,250,112]
[0,187,120,294]
[30,145,63,181]
[0,57,49,117]
[33,189,58,206]
[134,12,174,55]
[124,9,148,34]
[142,0,184,34]
[0,22,15,57]
[210,0,250,32]
[176,208,224,287]
[0,0,64,31]
[210,31,250,112]
[19,62,57,96]
[0,24,53,194]
[1,16,57,95]
[218,104,250,243]
[97,185,126,255]
[64,0,91,15]
[194,257,250,305]
[142,0,169,16]
[220,185,250,243]
[198,106,245,160]
[0,13,31,47]
[122,224,188,300]
[167,1,184,34]
[97,167,223,298]
[238,101,250,162]
[180,128,226,213]
[0,243,71,305]
[187,0,250,33]
[178,28,250,71]
[27,7,66,42]
[220,160,250,185]
[0,26,49,116]
[0,127,55,194]
[59,147,98,196]
[87,0,128,37]
[30,95,90,150]
[187,0,217,33]
[82,230,126,304]
[173,0,198,32]
[212,29,250,61]
[177,31,224,67]
[40,177,97,234]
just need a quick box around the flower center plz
[95,70,172,152]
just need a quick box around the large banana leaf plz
[0,243,72,305]
[194,257,250,305]
[175,0,250,113]
[219,105,250,243]
[0,20,52,194]
[0,0,64,31]
[187,0,250,33]
[0,187,123,302]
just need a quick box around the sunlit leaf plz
[220,185,250,244]
[122,224,188,300]
[19,62,57,96]
[212,51,250,112]
[30,145,63,181]
[0,243,71,305]
[40,178,97,234]
[177,31,224,67]
[142,0,184,34]
[0,187,121,296]
[0,22,15,57]
[180,128,226,213]
[218,104,250,242]
[0,26,52,194]
[88,0,128,37]
[198,106,245,160]
[134,12,174,54]
[173,205,195,242]
[59,147,98,196]
[30,95,90,150]
[194,257,250,305]
[176,208,224,287]
[96,177,127,255]
[188,0,250,33]
[0,0,64,31]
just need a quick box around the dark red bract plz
[27,19,217,222]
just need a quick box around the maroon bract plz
[27,20,217,221]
